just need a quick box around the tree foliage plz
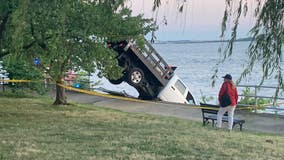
[2,56,45,94]
[0,0,156,104]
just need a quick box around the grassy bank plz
[0,96,284,160]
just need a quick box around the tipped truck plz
[108,40,196,104]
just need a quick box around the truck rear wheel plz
[128,68,144,86]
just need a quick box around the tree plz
[1,0,156,105]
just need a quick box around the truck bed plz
[125,40,176,86]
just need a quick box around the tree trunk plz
[0,12,11,41]
[0,12,11,59]
[53,79,67,105]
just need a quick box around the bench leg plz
[233,123,236,129]
[212,120,215,127]
[203,118,208,126]
[233,123,243,131]
[203,118,211,126]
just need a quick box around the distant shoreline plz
[154,37,253,44]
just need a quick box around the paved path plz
[63,91,284,135]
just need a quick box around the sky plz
[129,0,256,41]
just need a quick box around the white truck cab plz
[158,74,196,104]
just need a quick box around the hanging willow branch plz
[152,0,161,11]
[214,0,284,102]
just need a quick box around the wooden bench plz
[200,103,245,131]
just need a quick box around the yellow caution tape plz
[57,83,146,103]
[0,79,44,83]
[57,83,269,111]
[262,102,284,107]
[0,79,280,111]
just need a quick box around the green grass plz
[0,96,284,160]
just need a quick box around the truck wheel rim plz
[131,71,142,84]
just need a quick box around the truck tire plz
[109,76,125,85]
[139,92,155,100]
[128,68,144,86]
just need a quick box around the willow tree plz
[152,0,283,99]
[1,0,156,105]
[215,0,284,100]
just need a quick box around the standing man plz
[217,74,238,131]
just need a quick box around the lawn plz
[0,96,284,160]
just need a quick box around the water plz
[152,42,270,101]
[92,41,284,113]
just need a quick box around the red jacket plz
[218,81,238,107]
